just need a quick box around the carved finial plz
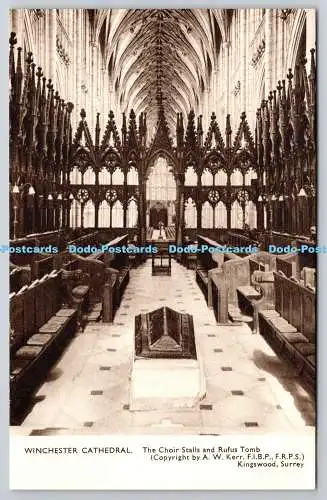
[310,48,316,76]
[26,51,33,65]
[36,66,43,80]
[287,68,293,81]
[66,102,74,113]
[9,32,17,47]
[95,112,101,148]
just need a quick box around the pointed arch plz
[127,166,138,185]
[69,199,81,228]
[215,201,227,228]
[111,200,124,227]
[70,167,82,185]
[99,168,111,185]
[201,201,213,228]
[230,169,243,186]
[127,198,138,227]
[84,199,95,227]
[214,170,227,185]
[98,200,110,227]
[185,166,198,186]
[184,197,197,228]
[231,200,243,229]
[146,155,176,202]
[201,168,213,186]
[112,167,124,185]
[83,167,96,184]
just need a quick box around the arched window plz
[146,157,176,201]
[70,167,82,185]
[184,198,197,228]
[127,167,138,185]
[185,167,197,186]
[83,167,95,184]
[215,201,227,228]
[201,169,213,186]
[111,200,124,227]
[214,170,227,186]
[201,201,213,228]
[112,168,124,185]
[83,200,95,228]
[246,201,257,229]
[231,200,243,229]
[99,168,111,185]
[127,199,138,228]
[230,169,243,186]
[69,199,81,228]
[98,200,110,227]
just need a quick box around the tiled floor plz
[11,260,315,436]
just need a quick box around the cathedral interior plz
[9,8,316,435]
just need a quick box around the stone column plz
[90,41,97,130]
[265,9,274,94]
[197,202,202,230]
[108,77,114,111]
[276,15,285,81]
[306,9,316,71]
[222,41,231,115]
[49,9,57,86]
[103,67,109,116]
[11,9,24,49]
[212,69,219,115]
[203,89,209,131]
[75,9,82,122]
[240,9,247,113]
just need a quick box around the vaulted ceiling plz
[91,9,231,133]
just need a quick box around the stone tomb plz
[130,307,206,410]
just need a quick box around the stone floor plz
[11,260,315,436]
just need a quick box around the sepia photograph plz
[9,8,316,446]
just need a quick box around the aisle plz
[12,260,315,436]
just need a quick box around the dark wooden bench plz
[207,248,276,325]
[258,270,316,392]
[68,234,130,322]
[10,271,78,420]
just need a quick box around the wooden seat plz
[258,271,316,392]
[237,285,261,299]
[15,345,43,359]
[27,333,53,346]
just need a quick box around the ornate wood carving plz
[9,33,316,239]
